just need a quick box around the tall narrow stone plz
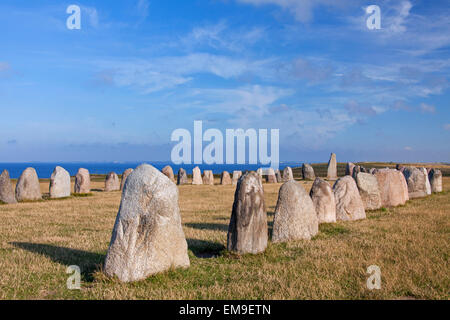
[310,178,336,223]
[232,171,242,185]
[275,169,282,183]
[333,176,366,221]
[420,167,432,195]
[120,169,134,191]
[346,162,355,176]
[74,168,91,194]
[266,168,277,183]
[282,167,294,182]
[49,166,71,198]
[0,170,17,204]
[105,172,120,192]
[162,166,174,182]
[15,167,42,201]
[202,170,214,185]
[428,169,442,193]
[327,153,337,180]
[192,167,203,185]
[403,167,428,199]
[177,168,188,185]
[220,171,232,185]
[227,172,268,254]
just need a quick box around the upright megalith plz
[220,171,232,185]
[232,171,242,185]
[15,167,42,201]
[162,166,174,182]
[333,176,366,221]
[227,172,268,254]
[74,168,90,194]
[104,164,189,282]
[0,170,17,204]
[374,169,408,207]
[420,168,432,195]
[49,166,70,199]
[302,164,315,180]
[327,153,338,180]
[266,168,277,183]
[192,167,202,185]
[105,172,120,192]
[428,169,442,193]
[355,172,382,210]
[275,170,282,183]
[273,181,318,242]
[282,167,294,182]
[202,170,214,185]
[403,167,428,199]
[346,162,355,176]
[177,168,188,185]
[309,178,336,223]
[120,169,134,191]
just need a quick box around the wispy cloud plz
[420,103,436,114]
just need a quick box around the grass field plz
[0,164,449,300]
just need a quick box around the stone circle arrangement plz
[0,153,444,283]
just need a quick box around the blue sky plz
[0,0,449,163]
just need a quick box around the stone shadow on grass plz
[10,242,104,282]
[186,238,225,259]
[185,222,228,232]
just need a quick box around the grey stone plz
[177,168,188,185]
[266,168,277,183]
[49,166,70,198]
[403,167,428,199]
[310,178,336,223]
[120,169,134,191]
[232,171,242,185]
[346,162,355,176]
[162,166,174,182]
[420,168,432,195]
[327,153,337,180]
[220,171,232,185]
[105,172,120,192]
[275,170,282,183]
[333,176,366,221]
[428,169,442,193]
[202,170,214,185]
[74,168,90,194]
[282,167,294,182]
[375,169,409,207]
[15,167,42,201]
[0,170,17,204]
[355,172,382,210]
[302,164,315,180]
[192,166,202,185]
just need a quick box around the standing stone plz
[162,166,175,182]
[346,162,355,176]
[227,172,268,254]
[220,171,232,185]
[369,168,378,174]
[232,171,242,185]
[355,172,382,210]
[202,170,214,185]
[403,167,428,199]
[266,168,277,183]
[74,168,90,194]
[15,167,42,201]
[0,170,17,204]
[273,180,318,242]
[275,169,282,183]
[302,164,315,180]
[353,165,361,177]
[327,153,337,180]
[104,164,189,282]
[49,166,70,199]
[192,167,203,185]
[282,167,294,182]
[105,172,120,192]
[256,168,263,180]
[420,168,432,195]
[333,176,366,221]
[375,169,409,207]
[120,169,134,191]
[428,169,443,193]
[177,168,188,185]
[309,178,336,223]
[360,167,368,173]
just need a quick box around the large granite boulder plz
[420,168,432,195]
[309,178,336,223]
[15,167,42,201]
[177,168,188,185]
[327,153,337,180]
[105,172,120,192]
[232,171,242,185]
[104,164,190,282]
[428,169,442,193]
[162,165,175,182]
[282,167,294,182]
[374,169,409,207]
[272,180,318,242]
[302,163,315,180]
[333,176,366,221]
[403,167,428,199]
[0,170,17,204]
[355,172,382,210]
[192,166,203,185]
[220,171,232,185]
[74,168,91,194]
[120,169,134,191]
[346,162,355,176]
[202,170,214,185]
[49,166,71,198]
[227,172,268,254]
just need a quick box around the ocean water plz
[0,162,304,179]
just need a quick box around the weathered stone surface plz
[232,171,242,185]
[355,172,382,210]
[74,168,91,194]
[282,167,294,182]
[220,171,232,185]
[162,166,174,182]
[15,167,42,201]
[120,169,134,191]
[369,168,378,174]
[104,164,189,282]
[275,170,282,183]
[403,167,428,199]
[327,153,337,180]
[353,165,361,178]
[375,169,409,207]
[257,168,263,180]
[428,169,443,193]
[309,178,336,223]
[0,170,17,204]
[420,168,432,195]
[227,172,268,254]
[105,172,120,192]
[177,168,188,185]
[266,168,277,183]
[49,166,70,199]
[333,176,366,221]
[360,167,368,173]
[302,164,315,180]
[192,167,203,185]
[202,170,214,185]
[272,180,318,242]
[346,162,355,176]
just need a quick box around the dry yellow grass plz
[0,175,449,300]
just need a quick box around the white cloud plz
[404,146,413,151]
[420,103,436,114]
[387,1,412,34]
[82,6,99,28]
